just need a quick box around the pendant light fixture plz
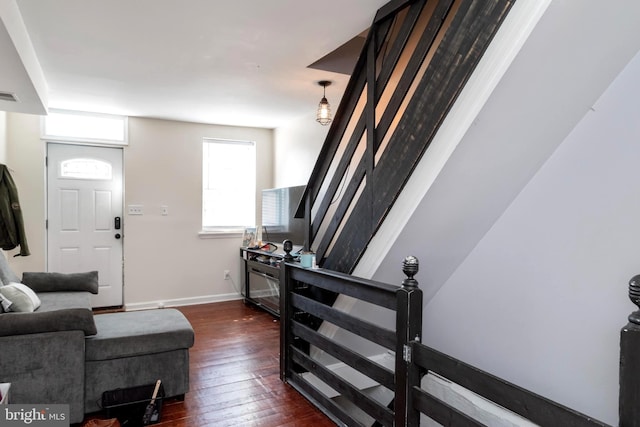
[316,80,332,126]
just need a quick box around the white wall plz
[391,44,640,427]
[273,111,328,188]
[124,117,273,308]
[419,51,640,424]
[5,114,274,308]
[5,112,46,273]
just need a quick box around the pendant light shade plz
[316,81,332,126]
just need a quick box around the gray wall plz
[418,48,640,424]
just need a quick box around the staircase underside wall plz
[370,1,640,424]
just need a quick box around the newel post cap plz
[628,274,640,324]
[402,256,419,289]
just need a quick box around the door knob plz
[115,233,121,239]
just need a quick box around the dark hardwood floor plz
[88,300,335,427]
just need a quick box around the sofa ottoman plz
[84,309,195,414]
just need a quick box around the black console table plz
[240,243,301,316]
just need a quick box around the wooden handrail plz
[280,254,422,426]
[281,249,634,425]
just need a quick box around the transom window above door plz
[42,109,128,145]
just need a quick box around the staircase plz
[296,0,515,274]
[283,1,518,425]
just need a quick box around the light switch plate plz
[128,205,143,215]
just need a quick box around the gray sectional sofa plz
[0,252,195,424]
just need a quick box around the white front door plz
[47,143,124,308]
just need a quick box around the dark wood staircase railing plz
[296,0,515,274]
[279,254,630,426]
[280,255,422,427]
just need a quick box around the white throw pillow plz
[0,292,12,312]
[0,282,41,312]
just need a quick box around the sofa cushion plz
[0,308,97,336]
[37,291,93,312]
[0,283,41,312]
[86,309,194,361]
[22,271,99,294]
[0,290,97,336]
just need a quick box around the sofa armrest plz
[0,308,97,337]
[21,271,99,294]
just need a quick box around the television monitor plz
[261,185,305,246]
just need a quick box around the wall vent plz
[0,92,18,102]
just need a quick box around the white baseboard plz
[124,292,243,311]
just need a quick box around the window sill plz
[198,230,244,239]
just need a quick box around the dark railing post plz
[304,190,313,253]
[395,256,423,427]
[620,274,640,426]
[280,243,294,382]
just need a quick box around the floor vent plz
[0,92,18,102]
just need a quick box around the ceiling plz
[0,0,388,129]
